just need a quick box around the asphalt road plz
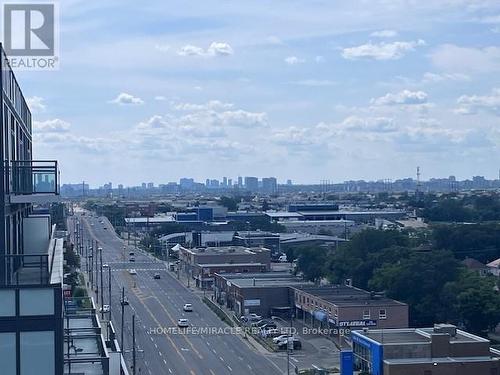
[69,213,284,375]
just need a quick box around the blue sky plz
[16,0,500,186]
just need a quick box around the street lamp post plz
[121,287,125,350]
[99,246,104,319]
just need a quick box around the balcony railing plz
[5,160,60,199]
[1,253,50,286]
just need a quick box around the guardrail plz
[6,160,59,195]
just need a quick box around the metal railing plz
[5,160,59,195]
[1,253,50,286]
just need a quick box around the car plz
[103,263,109,268]
[129,257,135,262]
[277,338,302,350]
[273,334,294,344]
[253,319,273,327]
[259,323,277,331]
[278,254,288,262]
[153,273,161,279]
[103,227,107,230]
[245,313,262,321]
[260,328,280,338]
[177,318,189,328]
[129,251,135,256]
[129,269,137,275]
[183,303,193,312]
[121,297,129,306]
[99,304,110,313]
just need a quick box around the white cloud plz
[336,116,397,133]
[154,96,167,101]
[431,44,500,73]
[177,44,205,56]
[173,100,234,111]
[207,42,234,56]
[217,110,268,128]
[421,72,470,83]
[370,30,398,38]
[456,88,500,115]
[288,79,336,87]
[341,39,426,60]
[177,42,233,57]
[285,56,305,65]
[26,96,46,112]
[33,119,71,133]
[371,90,428,106]
[110,92,144,105]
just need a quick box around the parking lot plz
[242,315,341,372]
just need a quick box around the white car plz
[129,269,137,275]
[261,328,280,338]
[177,318,189,328]
[99,305,110,313]
[273,334,294,344]
[183,303,193,312]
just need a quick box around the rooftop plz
[182,245,269,256]
[216,272,311,288]
[354,325,490,346]
[294,285,407,307]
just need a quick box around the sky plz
[15,0,500,186]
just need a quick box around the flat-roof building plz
[348,324,500,375]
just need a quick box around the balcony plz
[6,160,60,203]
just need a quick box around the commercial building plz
[179,245,271,289]
[214,272,311,318]
[293,285,409,331]
[0,44,64,375]
[348,324,500,375]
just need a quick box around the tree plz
[294,246,329,282]
[218,196,239,211]
[369,250,461,327]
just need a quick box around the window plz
[19,289,54,316]
[20,331,54,375]
[379,309,387,320]
[0,333,16,375]
[0,290,15,316]
[363,310,370,319]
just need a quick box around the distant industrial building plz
[348,324,500,375]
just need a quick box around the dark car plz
[153,273,161,279]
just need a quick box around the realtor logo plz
[2,2,59,70]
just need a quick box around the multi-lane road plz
[69,213,284,375]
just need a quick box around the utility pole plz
[100,246,104,319]
[132,314,136,375]
[121,287,125,351]
[108,265,112,321]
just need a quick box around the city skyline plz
[15,0,500,185]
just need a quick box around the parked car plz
[99,304,110,313]
[153,273,161,279]
[129,269,137,275]
[129,251,135,256]
[177,318,189,328]
[251,319,271,327]
[240,313,262,322]
[129,257,135,262]
[260,328,280,338]
[183,303,193,312]
[273,334,295,344]
[277,338,302,350]
[259,322,277,331]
